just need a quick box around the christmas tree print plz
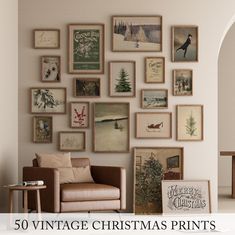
[185,111,197,136]
[115,68,132,92]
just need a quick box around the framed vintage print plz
[133,147,184,214]
[34,29,60,49]
[141,89,168,109]
[74,78,100,97]
[173,69,193,96]
[176,105,204,141]
[33,116,53,143]
[172,25,198,62]
[59,131,86,151]
[30,87,66,114]
[112,15,162,52]
[93,102,130,152]
[135,112,172,139]
[162,180,211,214]
[145,57,165,83]
[109,61,136,97]
[68,24,104,74]
[70,102,89,128]
[41,56,61,82]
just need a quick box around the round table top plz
[7,185,46,191]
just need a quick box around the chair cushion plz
[60,183,120,202]
[36,152,72,168]
[58,166,94,184]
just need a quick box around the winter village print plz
[112,16,162,51]
[134,147,183,214]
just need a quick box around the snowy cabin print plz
[112,16,162,52]
[109,61,136,97]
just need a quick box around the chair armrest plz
[91,165,126,210]
[23,167,60,213]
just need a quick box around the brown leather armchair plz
[23,158,126,213]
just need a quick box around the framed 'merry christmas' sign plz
[109,61,136,97]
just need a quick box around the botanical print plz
[94,103,129,152]
[41,56,60,82]
[134,147,183,214]
[33,116,52,143]
[30,88,66,114]
[161,180,211,214]
[142,89,168,109]
[112,16,162,51]
[145,57,165,83]
[34,29,60,48]
[177,105,203,141]
[173,69,192,96]
[109,61,135,97]
[59,132,85,151]
[136,112,171,138]
[172,26,198,62]
[68,24,104,74]
[70,102,89,128]
[74,78,100,97]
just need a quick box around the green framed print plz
[68,24,104,74]
[112,15,162,52]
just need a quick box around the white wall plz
[0,0,18,212]
[18,0,235,212]
[219,23,235,187]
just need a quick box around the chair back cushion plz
[71,158,90,167]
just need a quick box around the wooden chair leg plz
[36,190,41,213]
[8,190,13,213]
[23,190,28,213]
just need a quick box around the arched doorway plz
[218,22,235,212]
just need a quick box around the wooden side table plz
[220,151,235,198]
[7,185,46,213]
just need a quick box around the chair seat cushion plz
[60,183,120,202]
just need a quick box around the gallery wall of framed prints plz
[28,13,206,214]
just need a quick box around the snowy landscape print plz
[142,89,168,109]
[94,103,129,152]
[112,16,162,51]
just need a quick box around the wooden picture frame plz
[30,87,66,114]
[70,102,89,128]
[112,15,162,52]
[141,89,168,109]
[68,24,105,74]
[176,105,204,141]
[59,131,86,151]
[41,56,61,82]
[161,180,211,214]
[74,78,100,98]
[133,147,184,214]
[135,112,172,139]
[145,57,165,83]
[172,25,198,62]
[93,102,130,153]
[33,116,53,143]
[109,61,136,97]
[34,29,60,49]
[173,69,193,96]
